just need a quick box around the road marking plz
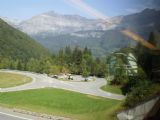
[0,111,33,120]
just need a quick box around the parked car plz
[51,75,58,79]
[68,74,73,80]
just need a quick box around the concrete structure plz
[117,96,160,120]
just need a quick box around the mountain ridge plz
[15,11,114,35]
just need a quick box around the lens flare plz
[67,0,111,23]
[121,29,157,50]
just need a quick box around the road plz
[0,108,34,120]
[0,107,65,120]
[0,112,30,120]
[0,69,125,100]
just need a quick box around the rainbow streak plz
[121,29,158,50]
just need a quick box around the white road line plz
[0,111,33,120]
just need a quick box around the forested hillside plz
[0,18,49,60]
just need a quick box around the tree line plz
[0,46,108,78]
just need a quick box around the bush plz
[121,68,148,94]
[111,74,128,85]
[123,68,160,108]
[124,80,151,107]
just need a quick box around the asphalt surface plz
[0,108,34,120]
[0,107,62,120]
[0,69,125,100]
[0,112,30,120]
[0,113,22,120]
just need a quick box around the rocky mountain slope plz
[16,11,116,35]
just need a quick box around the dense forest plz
[0,46,108,78]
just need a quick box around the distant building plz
[107,52,138,77]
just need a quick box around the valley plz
[0,1,160,120]
[2,9,160,57]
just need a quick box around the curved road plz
[0,69,125,100]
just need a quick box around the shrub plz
[124,80,151,107]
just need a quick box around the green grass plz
[101,85,123,95]
[0,88,122,120]
[0,72,32,88]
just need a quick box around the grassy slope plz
[0,88,122,120]
[0,72,32,88]
[0,18,49,60]
[101,85,123,95]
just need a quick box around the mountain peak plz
[43,11,87,20]
[141,8,157,13]
[43,11,58,16]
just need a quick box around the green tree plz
[81,59,90,81]
[64,46,72,64]
[58,49,65,66]
[136,32,156,79]
[26,58,40,72]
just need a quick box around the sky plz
[0,0,159,20]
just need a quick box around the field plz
[0,72,32,88]
[101,85,123,95]
[0,88,122,120]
